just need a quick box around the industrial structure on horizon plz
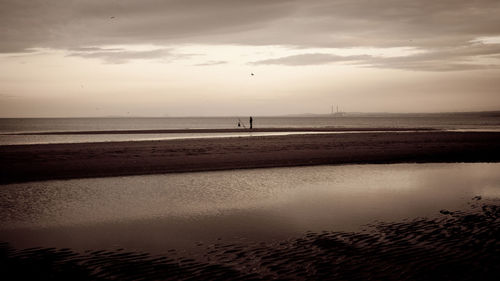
[331,105,345,117]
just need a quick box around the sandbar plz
[1,130,500,184]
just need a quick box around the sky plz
[1,0,500,117]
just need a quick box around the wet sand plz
[1,130,500,184]
[10,127,435,135]
[1,199,498,280]
[1,130,500,280]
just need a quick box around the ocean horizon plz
[1,114,499,146]
[2,112,500,133]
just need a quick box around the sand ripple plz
[1,200,499,280]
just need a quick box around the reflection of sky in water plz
[2,163,499,228]
[1,163,499,252]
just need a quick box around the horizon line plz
[1,110,499,119]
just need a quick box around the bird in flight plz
[251,73,254,76]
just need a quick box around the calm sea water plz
[1,163,499,252]
[1,114,499,145]
[2,115,500,133]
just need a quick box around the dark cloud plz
[252,43,500,71]
[67,47,175,64]
[252,53,370,66]
[366,43,500,71]
[69,47,123,52]
[0,0,296,52]
[194,60,227,66]
[0,93,17,99]
[369,61,500,72]
[1,0,500,70]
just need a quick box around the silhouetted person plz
[237,120,241,127]
[249,116,253,129]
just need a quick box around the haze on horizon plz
[1,0,500,117]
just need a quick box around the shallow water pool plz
[1,163,499,253]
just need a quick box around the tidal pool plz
[1,163,499,253]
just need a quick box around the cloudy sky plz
[1,0,500,117]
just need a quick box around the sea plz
[1,113,500,145]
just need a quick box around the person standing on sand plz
[249,116,253,129]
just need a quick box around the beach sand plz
[1,130,500,184]
[1,130,500,280]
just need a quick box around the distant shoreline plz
[1,130,500,184]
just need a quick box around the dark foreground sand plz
[1,130,500,183]
[1,198,498,280]
[1,130,500,280]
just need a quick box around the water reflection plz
[0,163,499,252]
